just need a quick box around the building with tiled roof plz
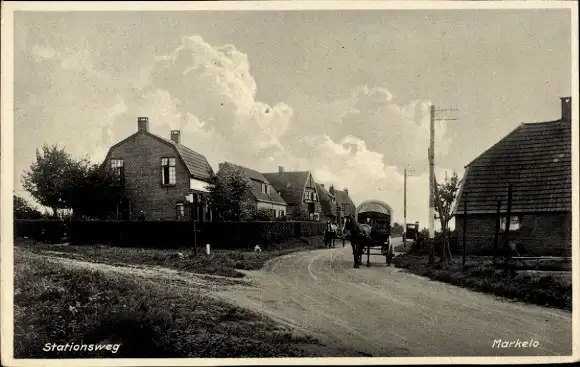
[316,183,338,223]
[217,162,288,219]
[452,97,572,256]
[263,167,322,220]
[102,117,214,221]
[331,186,356,226]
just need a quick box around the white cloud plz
[328,86,452,173]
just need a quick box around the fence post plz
[503,184,513,273]
[493,200,501,266]
[462,192,467,268]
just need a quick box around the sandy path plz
[32,244,573,357]
[214,242,573,357]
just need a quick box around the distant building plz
[331,186,356,226]
[217,162,288,218]
[316,183,338,223]
[102,117,214,221]
[452,97,572,256]
[263,167,322,221]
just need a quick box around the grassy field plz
[13,245,348,358]
[16,236,325,278]
[393,254,572,311]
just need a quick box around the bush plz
[14,219,326,250]
[393,254,572,311]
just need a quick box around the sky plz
[12,8,572,228]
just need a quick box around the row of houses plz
[102,117,356,223]
[452,96,573,256]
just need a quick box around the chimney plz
[329,184,335,195]
[278,166,285,174]
[170,130,181,144]
[321,184,325,188]
[344,187,349,196]
[137,117,149,132]
[560,97,571,121]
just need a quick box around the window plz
[500,216,521,232]
[261,183,270,194]
[110,159,125,185]
[342,203,347,213]
[161,158,176,185]
[176,202,185,219]
[279,210,285,218]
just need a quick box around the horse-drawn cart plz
[355,200,394,267]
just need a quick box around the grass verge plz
[13,246,332,358]
[393,254,572,311]
[16,236,325,279]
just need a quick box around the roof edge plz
[465,124,524,168]
[451,166,470,216]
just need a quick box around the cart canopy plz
[355,200,393,218]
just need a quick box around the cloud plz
[141,35,294,168]
[325,85,452,173]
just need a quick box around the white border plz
[1,1,578,366]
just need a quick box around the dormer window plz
[261,183,270,194]
[161,157,176,185]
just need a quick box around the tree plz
[206,164,255,221]
[433,171,460,263]
[62,162,125,219]
[14,195,44,219]
[21,144,79,217]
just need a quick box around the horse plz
[324,221,340,248]
[343,215,373,268]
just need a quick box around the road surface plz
[216,239,572,357]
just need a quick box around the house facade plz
[316,183,338,223]
[332,186,356,226]
[217,162,288,218]
[452,97,572,256]
[102,117,214,221]
[263,167,322,220]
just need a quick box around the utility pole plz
[429,105,435,240]
[403,167,415,249]
[404,168,407,248]
[428,104,458,239]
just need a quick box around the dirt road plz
[216,243,573,357]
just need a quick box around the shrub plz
[14,219,326,250]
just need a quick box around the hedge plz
[14,219,326,250]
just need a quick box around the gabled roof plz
[453,118,571,215]
[104,130,213,181]
[219,162,287,206]
[316,183,337,216]
[334,189,355,209]
[262,171,311,206]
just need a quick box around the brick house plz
[316,183,338,223]
[331,186,356,226]
[452,97,572,256]
[217,162,288,218]
[102,117,214,221]
[263,167,322,220]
